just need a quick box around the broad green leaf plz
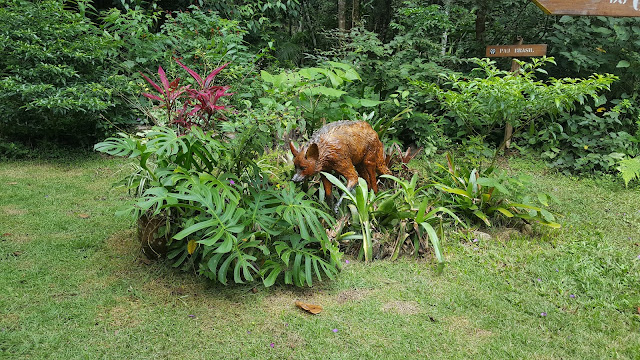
[359,98,384,107]
[174,219,215,240]
[215,235,234,253]
[305,86,347,97]
[616,60,630,68]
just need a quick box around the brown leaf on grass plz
[8,182,18,185]
[637,306,640,315]
[2,233,12,237]
[295,301,323,315]
[78,213,90,219]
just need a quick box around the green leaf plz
[420,222,444,263]
[305,86,346,97]
[438,186,471,198]
[174,219,215,240]
[215,235,234,253]
[616,60,630,68]
[260,70,274,83]
[218,254,235,285]
[618,157,640,187]
[359,98,384,107]
[473,210,491,226]
[492,207,514,217]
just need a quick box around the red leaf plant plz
[140,59,232,132]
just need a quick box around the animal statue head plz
[289,142,319,182]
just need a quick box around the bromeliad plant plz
[433,152,560,228]
[324,172,464,265]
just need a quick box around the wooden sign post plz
[485,38,548,152]
[486,44,548,58]
[532,0,640,17]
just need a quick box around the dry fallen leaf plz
[295,301,323,315]
[8,182,18,185]
[637,306,640,315]
[78,213,90,219]
[2,233,12,237]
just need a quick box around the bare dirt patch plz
[381,300,421,314]
[0,313,21,331]
[262,288,328,316]
[1,206,27,216]
[445,316,492,341]
[335,288,371,304]
[97,297,143,328]
[2,233,32,244]
[105,229,138,257]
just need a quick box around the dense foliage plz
[5,0,640,285]
[0,0,129,143]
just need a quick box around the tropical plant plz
[323,171,464,265]
[432,152,560,229]
[322,173,386,262]
[139,58,232,130]
[96,125,341,287]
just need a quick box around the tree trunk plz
[338,0,347,32]
[441,0,451,56]
[504,37,524,153]
[302,0,317,47]
[352,0,360,28]
[475,0,487,45]
[370,0,393,41]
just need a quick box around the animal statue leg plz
[332,162,359,213]
[356,163,370,187]
[321,174,333,198]
[320,174,335,209]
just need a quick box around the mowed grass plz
[1,154,639,359]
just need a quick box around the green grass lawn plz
[1,155,639,359]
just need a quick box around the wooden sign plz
[485,44,548,58]
[532,0,640,17]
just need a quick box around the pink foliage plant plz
[140,59,232,132]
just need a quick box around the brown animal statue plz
[289,121,390,200]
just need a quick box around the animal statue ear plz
[289,141,298,156]
[305,143,319,161]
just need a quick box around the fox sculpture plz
[290,121,390,200]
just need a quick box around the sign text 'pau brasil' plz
[485,44,548,58]
[532,0,640,17]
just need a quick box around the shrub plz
[415,58,618,148]
[525,99,640,173]
[0,0,132,143]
